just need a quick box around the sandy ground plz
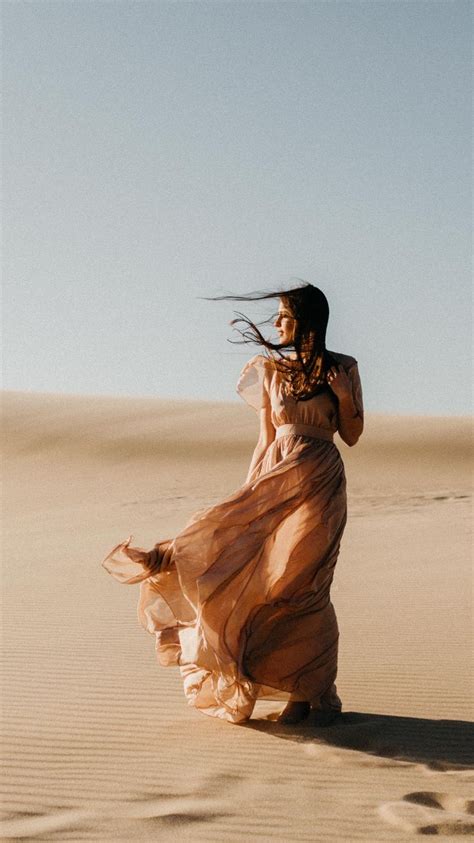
[1,390,473,841]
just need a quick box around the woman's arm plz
[246,402,276,483]
[328,362,364,447]
[337,395,363,447]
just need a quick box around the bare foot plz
[277,701,311,725]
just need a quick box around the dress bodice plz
[236,350,363,435]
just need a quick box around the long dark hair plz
[201,281,339,401]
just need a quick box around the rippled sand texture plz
[2,391,473,841]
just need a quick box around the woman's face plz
[274,300,296,346]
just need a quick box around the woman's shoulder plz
[241,350,359,373]
[236,353,274,411]
[240,353,274,373]
[327,349,358,370]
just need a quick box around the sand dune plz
[1,391,472,841]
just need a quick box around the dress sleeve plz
[236,354,272,412]
[347,362,364,420]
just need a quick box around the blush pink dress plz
[102,351,364,724]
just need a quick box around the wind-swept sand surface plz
[2,390,473,841]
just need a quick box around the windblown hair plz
[201,281,339,401]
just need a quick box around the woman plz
[102,282,364,725]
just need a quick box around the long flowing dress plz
[102,351,364,724]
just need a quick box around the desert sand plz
[1,389,473,841]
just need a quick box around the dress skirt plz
[102,427,347,724]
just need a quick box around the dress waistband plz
[275,423,334,443]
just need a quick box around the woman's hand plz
[326,364,352,401]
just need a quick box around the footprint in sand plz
[0,774,236,839]
[379,790,474,835]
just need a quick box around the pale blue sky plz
[3,0,472,414]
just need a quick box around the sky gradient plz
[3,0,472,414]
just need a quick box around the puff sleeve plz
[236,354,272,412]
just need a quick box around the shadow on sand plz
[242,711,474,771]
